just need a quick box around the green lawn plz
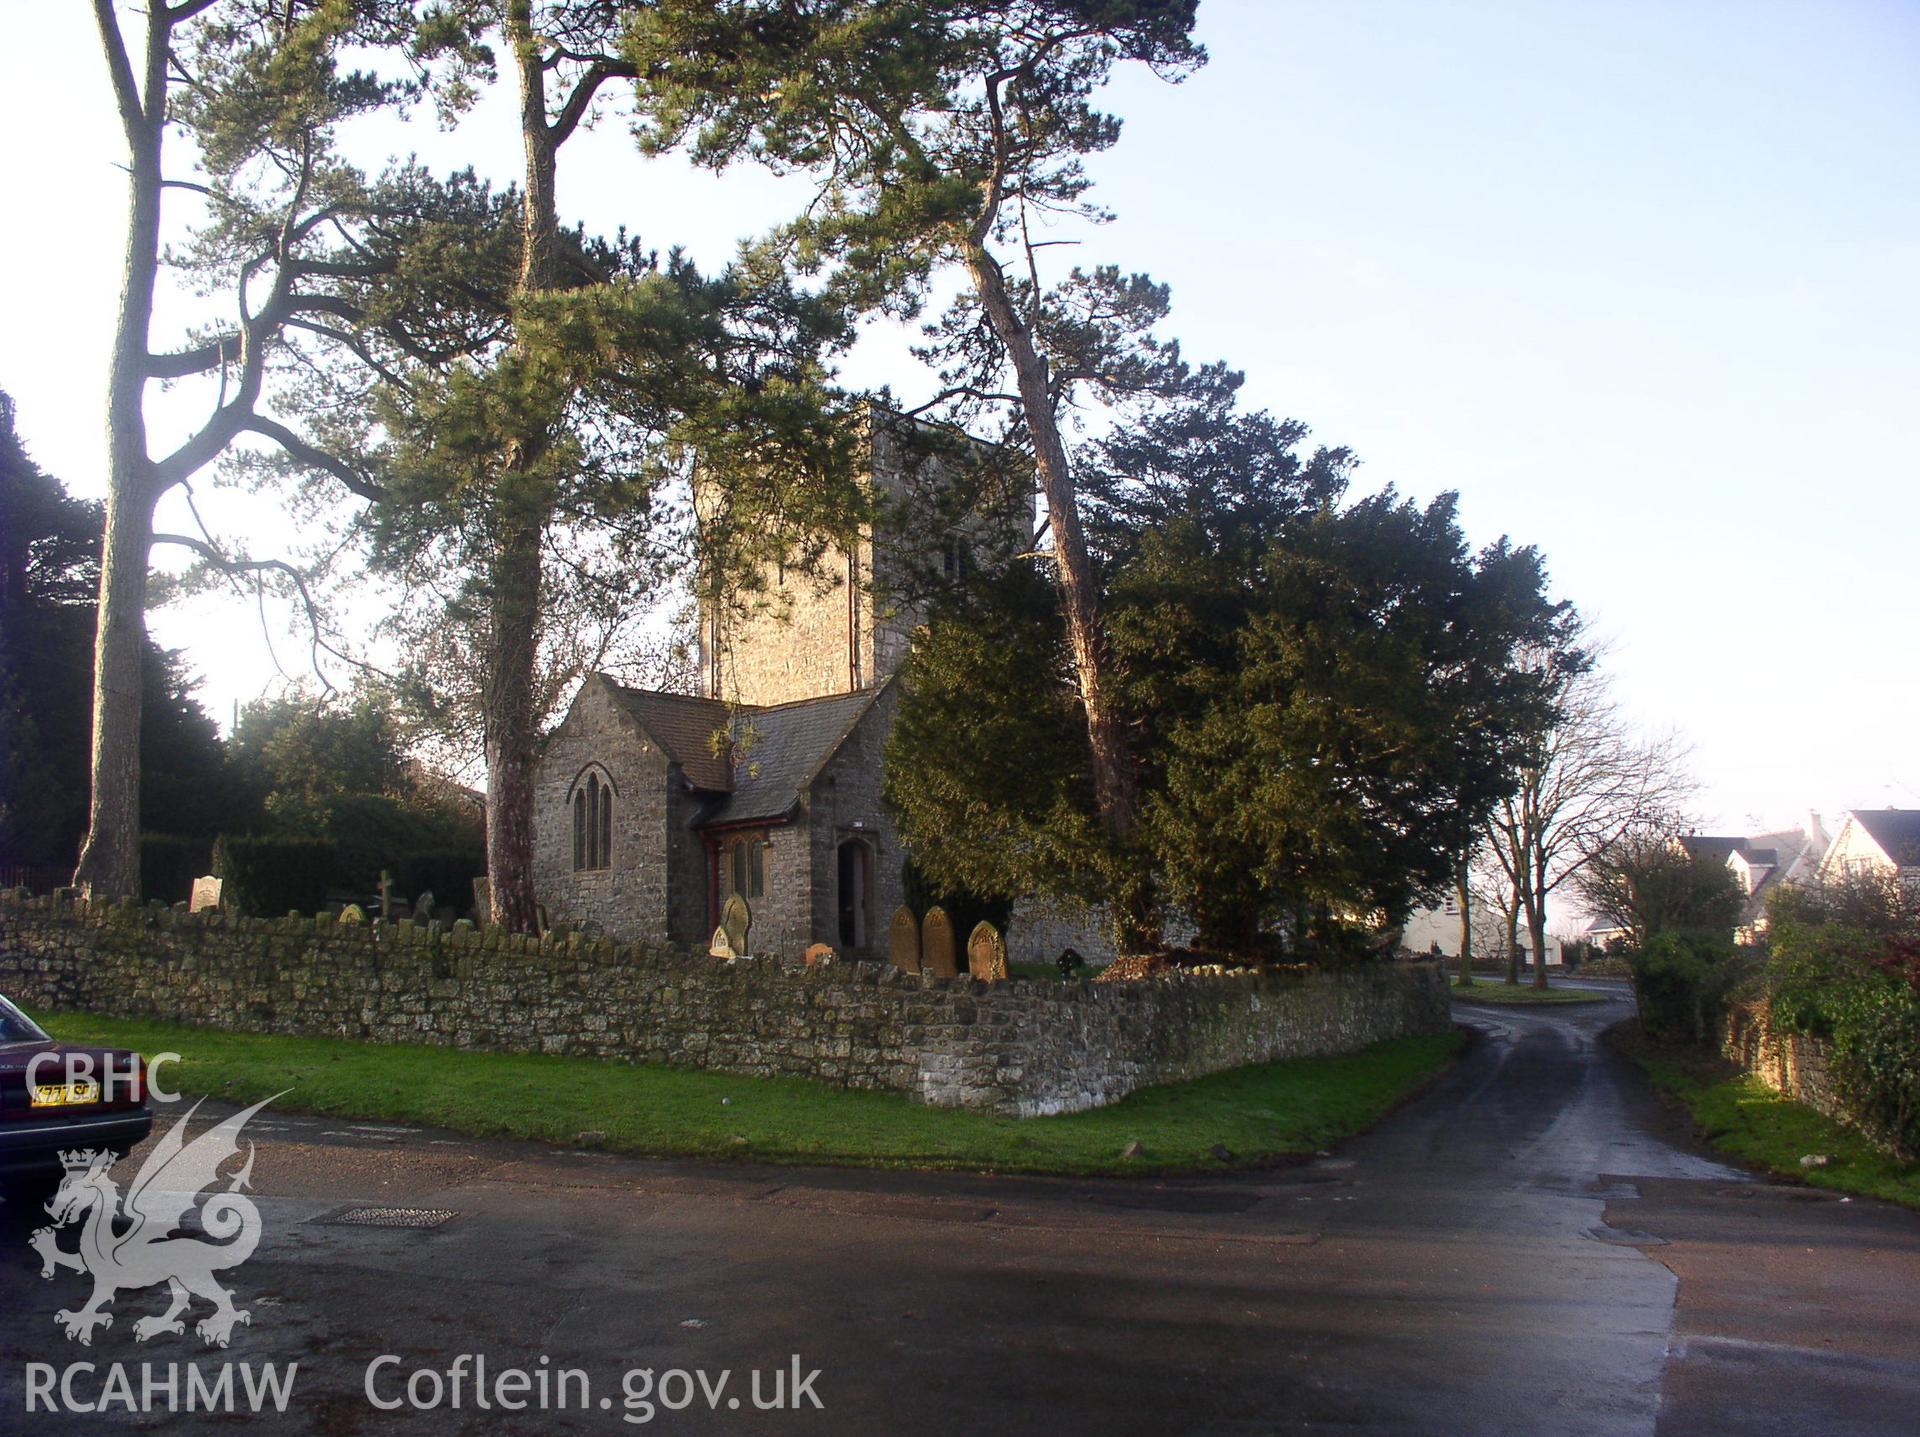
[35,1010,1462,1177]
[1449,976,1610,1005]
[1009,960,1104,982]
[1626,1038,1920,1211]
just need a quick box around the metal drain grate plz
[318,1206,458,1230]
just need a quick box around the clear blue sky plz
[3,1,1916,835]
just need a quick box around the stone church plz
[532,417,1029,958]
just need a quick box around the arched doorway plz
[836,838,872,950]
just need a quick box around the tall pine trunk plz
[480,1,559,934]
[74,0,168,900]
[483,513,543,932]
[963,242,1151,952]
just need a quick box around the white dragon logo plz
[29,1094,284,1348]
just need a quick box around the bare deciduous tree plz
[1482,640,1696,988]
[1575,822,1743,948]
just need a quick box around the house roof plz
[1679,835,1746,864]
[699,689,882,827]
[1731,828,1824,929]
[602,684,734,791]
[1851,809,1920,868]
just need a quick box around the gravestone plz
[920,906,958,979]
[803,942,834,966]
[708,925,737,960]
[888,907,921,974]
[413,891,436,922]
[471,877,491,923]
[721,894,751,954]
[188,875,223,914]
[967,921,1009,982]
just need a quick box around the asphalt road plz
[2,988,1917,1435]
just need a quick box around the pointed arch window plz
[723,834,766,900]
[571,768,614,871]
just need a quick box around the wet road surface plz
[2,987,1916,1434]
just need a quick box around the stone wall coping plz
[0,888,1439,1000]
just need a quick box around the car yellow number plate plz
[30,1080,100,1107]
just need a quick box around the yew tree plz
[886,403,1567,955]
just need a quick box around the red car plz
[0,993,153,1205]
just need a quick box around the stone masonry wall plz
[0,893,1450,1116]
[1721,1000,1849,1129]
[533,680,673,940]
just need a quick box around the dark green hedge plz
[1764,917,1920,1160]
[213,834,338,917]
[1629,931,1748,1045]
[209,834,485,918]
[393,847,486,913]
[140,834,212,906]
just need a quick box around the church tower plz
[698,411,1030,708]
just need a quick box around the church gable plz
[800,682,905,957]
[533,676,677,940]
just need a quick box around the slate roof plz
[701,689,882,827]
[1732,828,1823,929]
[599,677,884,828]
[1679,835,1745,864]
[1852,809,1920,868]
[602,684,734,791]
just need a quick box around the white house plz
[1400,895,1565,966]
[1819,809,1920,885]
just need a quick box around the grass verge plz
[35,1010,1463,1177]
[1621,1032,1920,1211]
[1449,976,1609,1005]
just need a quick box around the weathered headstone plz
[471,877,491,923]
[921,906,958,978]
[722,894,751,954]
[967,920,1008,981]
[708,925,737,959]
[888,907,921,974]
[803,942,834,966]
[412,890,436,922]
[188,875,223,914]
